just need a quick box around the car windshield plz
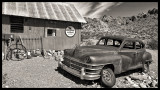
[97,38,122,47]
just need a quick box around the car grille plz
[62,56,87,71]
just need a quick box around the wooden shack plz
[2,2,86,51]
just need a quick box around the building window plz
[10,16,24,33]
[47,29,56,36]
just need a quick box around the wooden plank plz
[32,38,35,50]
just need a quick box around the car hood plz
[73,45,119,58]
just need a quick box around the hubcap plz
[103,70,111,81]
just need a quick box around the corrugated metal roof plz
[2,2,86,23]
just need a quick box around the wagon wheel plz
[6,44,27,61]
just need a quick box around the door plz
[135,41,145,66]
[118,40,137,72]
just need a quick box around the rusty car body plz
[58,35,152,87]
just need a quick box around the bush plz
[86,40,95,46]
[146,39,158,50]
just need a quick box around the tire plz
[101,68,116,87]
[143,62,150,73]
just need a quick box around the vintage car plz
[58,36,152,87]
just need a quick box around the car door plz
[134,41,145,67]
[118,40,137,72]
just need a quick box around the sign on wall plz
[65,26,76,37]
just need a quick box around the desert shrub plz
[81,39,98,46]
[81,32,91,40]
[146,39,158,50]
[148,8,158,14]
[131,16,137,21]
[143,14,147,18]
[84,40,95,46]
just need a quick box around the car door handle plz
[133,53,136,56]
[133,52,138,56]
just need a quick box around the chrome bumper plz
[58,60,100,80]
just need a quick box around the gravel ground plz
[2,57,99,88]
[2,49,158,88]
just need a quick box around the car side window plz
[135,41,143,49]
[98,39,106,45]
[123,41,134,49]
[114,40,121,47]
[107,39,113,46]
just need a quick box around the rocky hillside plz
[81,17,109,40]
[81,8,158,49]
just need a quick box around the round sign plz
[65,26,76,37]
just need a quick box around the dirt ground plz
[2,49,158,88]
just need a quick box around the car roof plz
[101,35,143,43]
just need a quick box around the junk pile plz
[26,49,64,61]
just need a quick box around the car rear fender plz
[142,51,152,64]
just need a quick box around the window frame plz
[47,29,56,37]
[97,38,106,45]
[121,40,135,49]
[97,38,122,47]
[135,41,145,49]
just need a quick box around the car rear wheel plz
[101,68,116,87]
[143,62,150,73]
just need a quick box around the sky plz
[66,2,158,18]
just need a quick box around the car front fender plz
[89,55,123,74]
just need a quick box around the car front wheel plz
[101,68,116,87]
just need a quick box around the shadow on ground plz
[55,67,143,88]
[115,68,143,78]
[55,67,97,87]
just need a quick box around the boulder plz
[129,74,148,81]
[48,50,54,56]
[47,52,52,56]
[55,56,60,61]
[31,50,36,57]
[139,83,147,88]
[148,71,157,79]
[125,76,134,85]
[27,51,32,59]
[151,80,158,87]
[53,52,57,57]
[60,50,64,55]
[131,84,140,88]
[144,79,152,87]
[52,50,56,55]
[57,51,61,56]
[35,49,41,56]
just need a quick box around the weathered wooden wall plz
[2,15,45,37]
[2,15,82,50]
[21,36,43,50]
